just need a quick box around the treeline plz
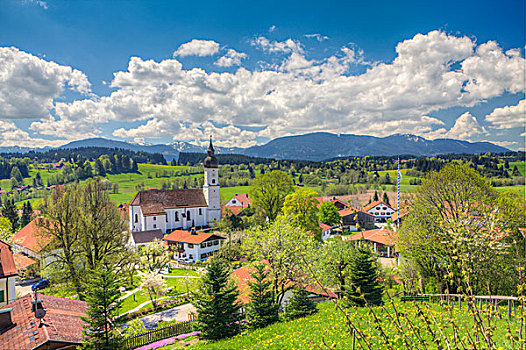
[0,147,167,165]
[0,159,30,180]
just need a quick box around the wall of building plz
[0,276,16,306]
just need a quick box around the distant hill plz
[236,133,510,161]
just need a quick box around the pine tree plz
[513,165,520,176]
[344,246,384,307]
[373,190,379,202]
[131,159,138,172]
[20,201,33,227]
[382,192,390,206]
[81,264,123,350]
[1,199,19,233]
[246,263,279,329]
[283,287,318,321]
[194,258,241,340]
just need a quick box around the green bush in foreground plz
[282,288,317,321]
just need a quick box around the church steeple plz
[204,135,218,168]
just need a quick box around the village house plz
[344,228,396,258]
[0,294,87,349]
[128,229,164,250]
[338,207,376,231]
[0,241,17,307]
[163,228,224,263]
[313,197,349,210]
[11,218,53,277]
[129,138,221,233]
[224,193,251,208]
[320,222,339,241]
[363,200,395,223]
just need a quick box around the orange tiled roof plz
[221,206,244,217]
[163,230,224,244]
[363,200,394,212]
[13,253,36,270]
[319,222,333,232]
[130,189,207,216]
[0,240,17,278]
[391,207,409,221]
[338,207,372,217]
[12,218,52,254]
[344,228,396,246]
[0,294,87,350]
[232,193,251,208]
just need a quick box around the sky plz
[0,0,524,150]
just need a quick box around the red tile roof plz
[13,253,36,270]
[338,207,373,217]
[344,228,396,246]
[12,218,52,254]
[363,201,394,212]
[319,222,333,232]
[130,189,207,216]
[391,207,409,221]
[330,198,348,208]
[231,193,251,208]
[221,206,244,217]
[0,294,87,350]
[163,230,224,245]
[0,241,17,278]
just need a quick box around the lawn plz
[165,269,200,277]
[181,300,520,349]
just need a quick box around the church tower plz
[203,136,221,225]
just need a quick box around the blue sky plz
[0,0,524,149]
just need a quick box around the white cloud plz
[0,120,65,147]
[215,49,248,67]
[26,0,48,10]
[1,30,523,148]
[251,36,303,54]
[173,39,220,57]
[305,33,329,42]
[0,46,91,119]
[268,25,276,33]
[485,100,525,129]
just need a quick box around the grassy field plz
[510,161,525,176]
[178,300,520,349]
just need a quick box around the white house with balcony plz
[363,200,395,223]
[128,138,221,233]
[163,229,224,262]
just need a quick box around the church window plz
[199,208,202,215]
[153,216,156,221]
[153,224,157,228]
[212,179,215,184]
[187,211,191,221]
[166,215,168,222]
[134,214,138,223]
[175,212,179,221]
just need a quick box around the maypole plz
[397,156,401,230]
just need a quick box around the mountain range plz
[0,133,510,162]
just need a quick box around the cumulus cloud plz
[0,46,91,119]
[0,30,524,148]
[268,25,276,33]
[485,100,525,129]
[0,120,64,147]
[215,49,248,67]
[173,39,220,57]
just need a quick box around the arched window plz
[175,212,179,221]
[134,214,138,223]
[187,211,191,221]
[211,179,215,184]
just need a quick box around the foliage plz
[243,218,314,305]
[141,239,172,272]
[193,258,241,341]
[20,201,33,228]
[122,318,147,337]
[344,246,383,307]
[1,198,19,233]
[282,188,320,235]
[282,287,317,321]
[318,201,341,226]
[141,271,168,309]
[246,263,280,330]
[81,264,124,350]
[249,170,293,222]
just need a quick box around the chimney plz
[191,227,197,235]
[0,308,13,332]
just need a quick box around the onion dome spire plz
[204,135,218,168]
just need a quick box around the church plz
[128,138,221,233]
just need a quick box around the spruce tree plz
[20,201,33,227]
[81,264,123,350]
[1,199,19,233]
[194,258,241,341]
[283,287,317,321]
[246,263,279,329]
[345,246,384,307]
[373,190,379,201]
[382,192,390,206]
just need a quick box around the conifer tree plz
[81,264,123,350]
[1,199,19,233]
[246,263,279,329]
[194,258,241,341]
[283,287,318,321]
[382,192,390,206]
[373,190,379,201]
[344,246,383,307]
[20,201,33,227]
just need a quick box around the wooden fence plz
[123,320,194,350]
[415,293,520,318]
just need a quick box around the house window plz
[201,243,206,248]
[207,241,213,247]
[153,224,157,228]
[199,208,202,215]
[382,207,387,210]
[175,212,179,221]
[0,290,4,303]
[188,243,194,248]
[187,211,191,221]
[189,254,193,260]
[166,215,168,222]
[375,207,380,210]
[213,240,219,246]
[134,214,138,223]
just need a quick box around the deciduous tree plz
[318,201,341,227]
[249,170,293,222]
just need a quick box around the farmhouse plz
[363,200,395,223]
[11,218,53,276]
[344,228,396,258]
[338,207,375,230]
[0,241,17,307]
[129,138,221,233]
[225,193,251,208]
[163,228,224,263]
